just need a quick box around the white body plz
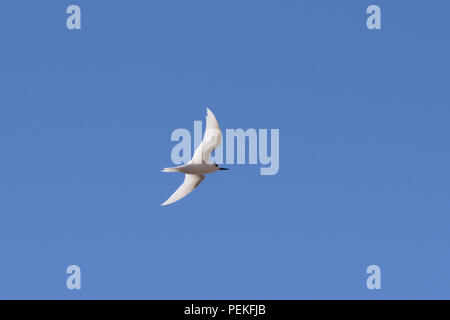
[165,163,220,175]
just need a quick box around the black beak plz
[219,167,229,170]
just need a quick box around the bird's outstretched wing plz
[161,174,205,206]
[189,108,222,164]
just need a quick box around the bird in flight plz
[161,108,229,206]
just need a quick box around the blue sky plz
[0,0,449,299]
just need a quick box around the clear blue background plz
[0,0,449,299]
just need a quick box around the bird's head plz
[214,163,229,171]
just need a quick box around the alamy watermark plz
[170,121,279,175]
[66,265,81,290]
[66,5,81,30]
[366,265,381,290]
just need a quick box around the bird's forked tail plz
[161,167,180,173]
